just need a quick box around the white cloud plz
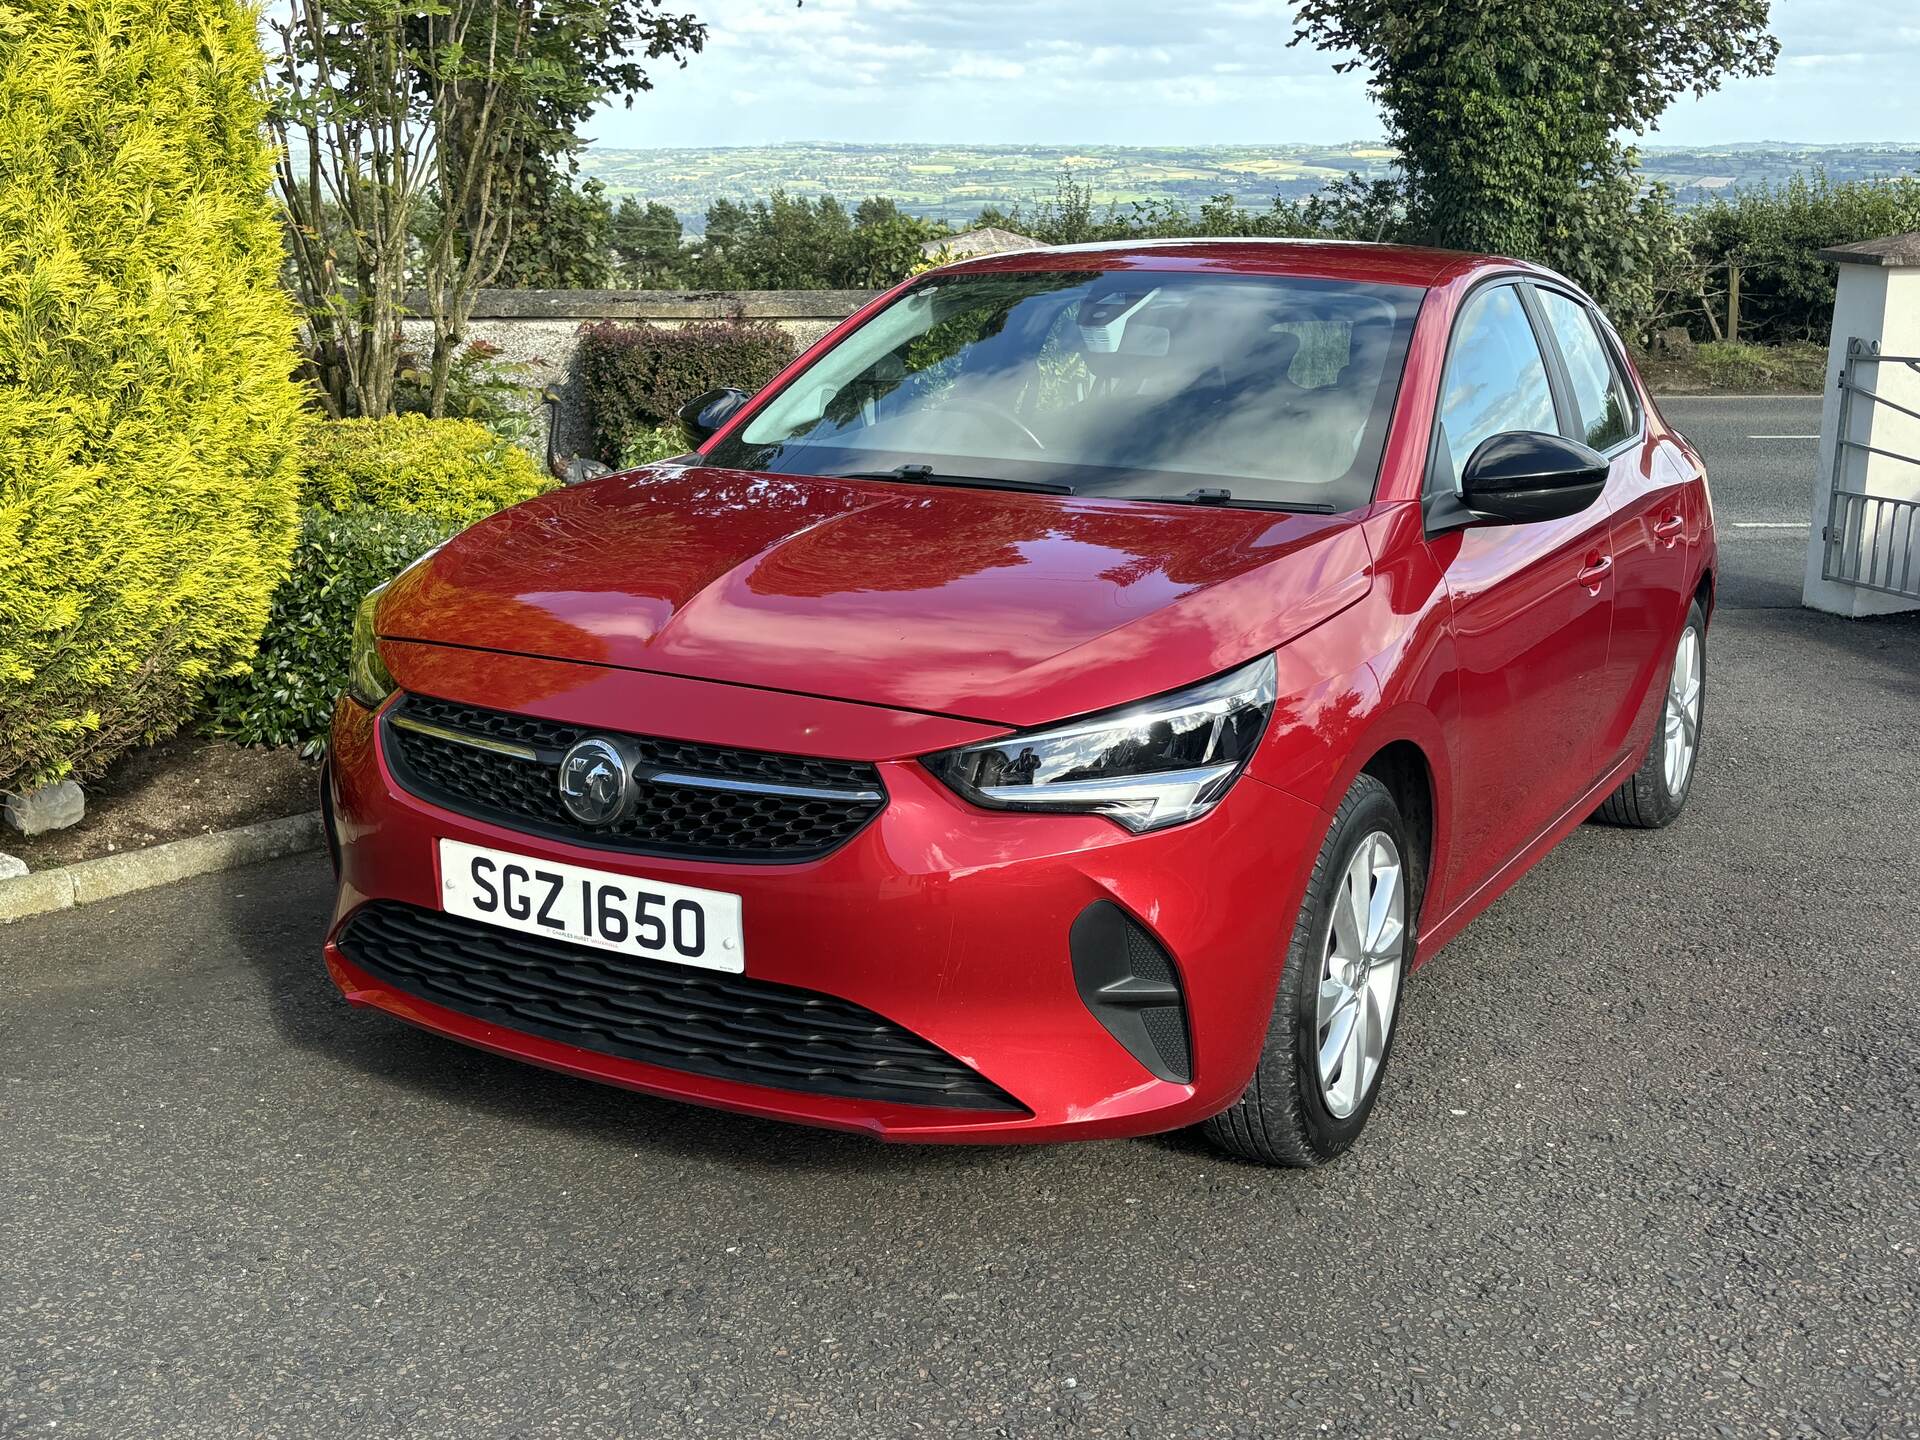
[589,0,1916,150]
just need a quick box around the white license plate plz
[437,839,744,973]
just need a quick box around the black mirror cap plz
[676,386,753,445]
[1454,431,1609,527]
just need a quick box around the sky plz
[587,0,1919,150]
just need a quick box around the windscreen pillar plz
[1802,233,1920,617]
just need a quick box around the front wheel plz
[1203,773,1413,1167]
[1593,599,1706,829]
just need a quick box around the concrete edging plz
[0,812,324,925]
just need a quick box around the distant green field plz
[577,141,1920,233]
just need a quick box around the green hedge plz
[303,415,550,525]
[209,509,456,748]
[0,0,310,788]
[210,416,557,748]
[579,317,795,463]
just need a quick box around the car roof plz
[940,237,1547,290]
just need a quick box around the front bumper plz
[323,646,1326,1143]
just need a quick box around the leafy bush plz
[579,317,796,463]
[394,340,536,443]
[302,415,551,525]
[208,416,554,746]
[1683,173,1920,345]
[0,0,311,789]
[208,509,456,748]
[619,425,697,469]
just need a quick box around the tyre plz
[1593,599,1706,830]
[1204,773,1414,1167]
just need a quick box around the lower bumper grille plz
[335,902,1024,1113]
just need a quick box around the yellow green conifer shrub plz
[0,0,310,788]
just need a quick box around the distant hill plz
[577,141,1920,233]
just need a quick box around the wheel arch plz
[1359,738,1436,939]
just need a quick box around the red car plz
[322,240,1714,1166]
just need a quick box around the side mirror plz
[1437,431,1608,529]
[677,386,753,445]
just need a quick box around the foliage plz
[394,341,535,443]
[302,416,551,526]
[1683,173,1920,344]
[612,197,685,285]
[0,0,310,789]
[619,424,696,468]
[1290,0,1777,278]
[207,508,455,749]
[579,318,796,461]
[267,0,706,419]
[546,189,954,292]
[496,173,618,289]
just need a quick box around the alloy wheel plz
[1314,831,1406,1119]
[1663,625,1703,795]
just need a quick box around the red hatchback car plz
[322,240,1714,1166]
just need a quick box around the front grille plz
[381,694,886,862]
[337,903,1023,1112]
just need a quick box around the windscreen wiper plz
[1166,487,1337,514]
[839,464,1075,496]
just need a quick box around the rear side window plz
[1535,289,1634,451]
[1435,284,1558,486]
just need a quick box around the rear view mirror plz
[677,386,753,445]
[1430,431,1608,531]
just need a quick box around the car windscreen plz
[705,269,1425,511]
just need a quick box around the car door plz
[1425,281,1617,900]
[1529,285,1692,768]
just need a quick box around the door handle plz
[1653,514,1685,540]
[1576,555,1613,589]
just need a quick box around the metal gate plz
[1822,339,1920,601]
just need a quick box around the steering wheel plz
[940,398,1046,453]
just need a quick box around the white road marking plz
[1731,521,1810,529]
[1747,434,1820,440]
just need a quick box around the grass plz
[1636,340,1828,395]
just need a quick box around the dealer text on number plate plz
[437,838,744,973]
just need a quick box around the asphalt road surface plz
[6,396,1918,1439]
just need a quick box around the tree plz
[267,0,705,418]
[1290,0,1778,276]
[497,172,617,287]
[612,198,685,286]
[732,191,854,289]
[1,0,309,786]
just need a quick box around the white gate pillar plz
[1803,232,1920,616]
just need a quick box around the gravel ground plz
[3,397,1917,1439]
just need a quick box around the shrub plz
[579,317,796,463]
[208,509,455,749]
[619,425,697,469]
[394,340,536,444]
[1683,173,1920,345]
[0,0,311,789]
[302,415,551,526]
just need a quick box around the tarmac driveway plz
[3,396,1917,1438]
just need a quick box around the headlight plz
[345,585,396,710]
[924,655,1277,833]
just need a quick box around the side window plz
[1436,284,1558,487]
[1536,289,1634,451]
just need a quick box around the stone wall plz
[400,289,880,462]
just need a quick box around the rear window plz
[707,269,1425,512]
[1535,288,1636,451]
